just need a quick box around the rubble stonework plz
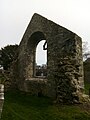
[12,13,89,103]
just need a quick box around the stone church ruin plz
[12,13,89,103]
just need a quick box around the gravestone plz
[0,84,4,118]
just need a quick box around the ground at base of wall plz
[1,90,90,120]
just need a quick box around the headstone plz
[0,84,4,118]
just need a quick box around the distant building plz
[35,64,47,77]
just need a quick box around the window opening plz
[36,40,47,77]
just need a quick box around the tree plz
[82,42,90,60]
[0,44,18,70]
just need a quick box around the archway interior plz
[28,31,47,77]
[36,40,47,77]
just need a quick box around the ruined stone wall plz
[12,13,87,103]
[23,78,47,96]
[47,33,84,103]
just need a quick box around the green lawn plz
[1,88,90,120]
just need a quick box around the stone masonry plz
[12,13,89,103]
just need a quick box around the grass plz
[1,87,90,120]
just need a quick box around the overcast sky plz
[0,0,90,65]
